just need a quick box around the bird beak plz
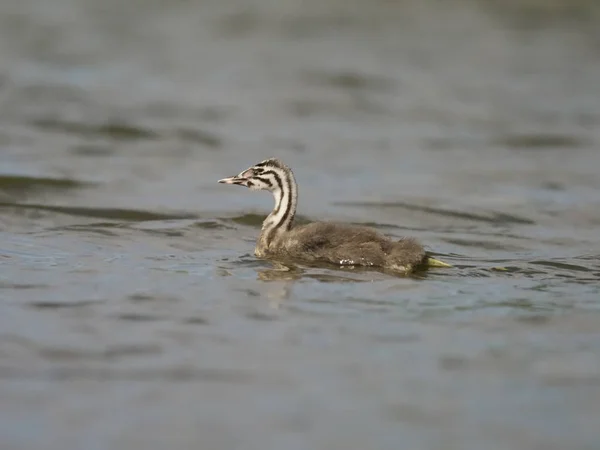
[218,168,254,186]
[218,176,244,185]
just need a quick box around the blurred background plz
[1,0,600,449]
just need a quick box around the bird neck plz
[259,166,298,247]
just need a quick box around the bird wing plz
[283,222,390,265]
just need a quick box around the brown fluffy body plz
[256,221,427,274]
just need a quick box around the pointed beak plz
[218,175,249,187]
[218,176,241,184]
[218,168,254,187]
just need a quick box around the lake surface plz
[1,0,600,449]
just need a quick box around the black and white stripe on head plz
[246,159,291,194]
[250,158,298,234]
[254,158,286,170]
[253,176,273,187]
[220,158,298,239]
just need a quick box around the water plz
[1,0,600,449]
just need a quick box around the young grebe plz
[219,158,450,274]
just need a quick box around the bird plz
[218,158,451,275]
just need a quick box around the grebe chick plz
[219,158,450,274]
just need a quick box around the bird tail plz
[426,256,453,268]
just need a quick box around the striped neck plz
[261,164,298,244]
